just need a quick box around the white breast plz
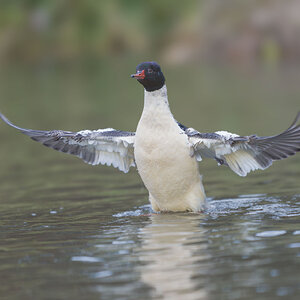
[134,86,206,212]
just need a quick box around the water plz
[0,63,300,299]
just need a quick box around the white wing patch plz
[189,132,269,176]
[71,129,135,172]
[215,130,239,139]
[223,150,264,176]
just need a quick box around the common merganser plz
[1,61,300,212]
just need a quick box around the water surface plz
[0,64,300,300]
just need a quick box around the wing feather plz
[0,113,135,173]
[186,113,300,176]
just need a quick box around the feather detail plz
[185,113,300,176]
[0,113,135,173]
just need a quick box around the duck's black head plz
[131,61,165,92]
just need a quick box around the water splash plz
[113,194,300,220]
[207,194,300,219]
[113,205,152,217]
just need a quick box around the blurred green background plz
[1,0,300,66]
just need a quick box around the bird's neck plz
[138,84,177,132]
[143,85,171,114]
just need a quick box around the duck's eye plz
[148,69,153,73]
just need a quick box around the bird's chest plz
[134,113,192,176]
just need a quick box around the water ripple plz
[255,231,286,237]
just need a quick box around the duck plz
[1,61,300,212]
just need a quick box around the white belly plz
[135,116,206,212]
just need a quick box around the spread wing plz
[185,113,300,176]
[0,113,135,173]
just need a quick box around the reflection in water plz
[138,214,209,300]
